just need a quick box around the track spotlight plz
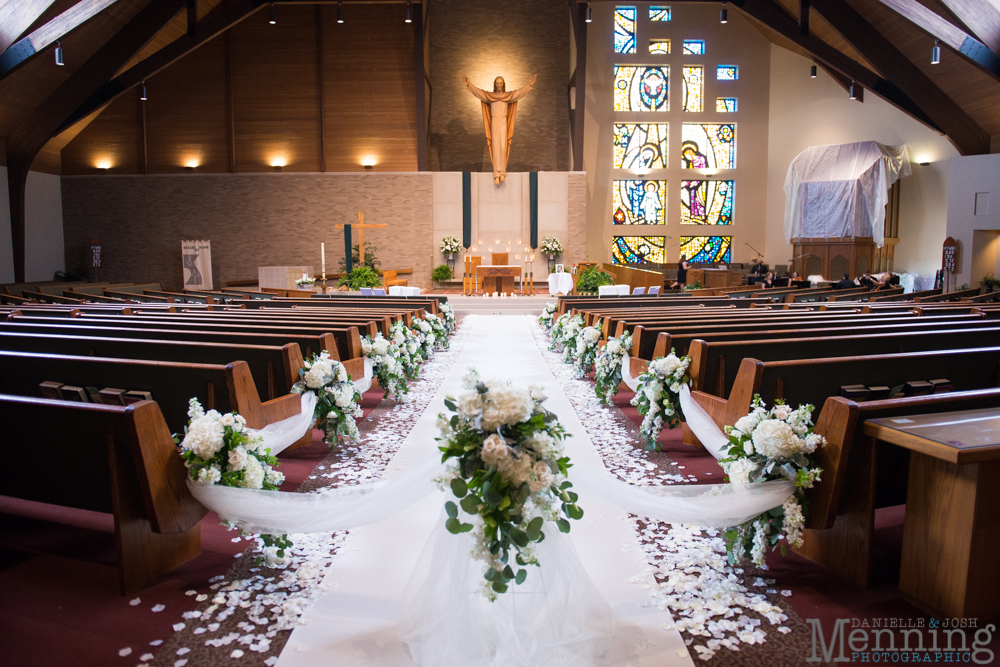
[269,3,276,25]
[54,41,64,66]
[405,1,412,23]
[586,1,593,22]
[337,1,344,23]
[810,63,817,78]
[721,3,728,23]
[931,39,941,65]
[140,81,147,101]
[849,80,857,100]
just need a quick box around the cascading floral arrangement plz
[549,313,584,354]
[539,302,558,329]
[440,236,463,256]
[439,303,456,332]
[423,312,450,349]
[176,399,291,560]
[390,320,423,378]
[539,235,564,257]
[630,350,692,450]
[362,333,409,400]
[571,319,603,378]
[290,352,362,447]
[436,369,583,599]
[720,396,825,566]
[594,331,632,405]
[414,318,437,357]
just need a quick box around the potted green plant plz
[337,266,383,291]
[431,264,453,286]
[575,265,615,295]
[980,275,999,293]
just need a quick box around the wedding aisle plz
[276,315,693,667]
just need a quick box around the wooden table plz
[476,265,522,295]
[687,268,742,288]
[864,408,1000,619]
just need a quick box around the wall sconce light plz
[95,159,112,170]
[919,162,930,166]
[184,158,200,170]
[270,155,287,170]
[269,3,276,25]
[586,1,593,23]
[361,156,377,170]
[405,1,412,23]
[337,1,344,23]
[495,239,500,244]
[478,239,483,244]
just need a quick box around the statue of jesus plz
[463,74,537,185]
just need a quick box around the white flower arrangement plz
[540,235,564,257]
[720,396,825,566]
[630,350,692,450]
[570,319,603,378]
[361,333,409,400]
[439,303,456,332]
[423,312,450,349]
[436,369,582,599]
[295,277,316,287]
[440,236,463,255]
[177,399,291,558]
[414,317,437,357]
[594,331,632,404]
[390,320,424,379]
[538,302,558,329]
[290,352,362,447]
[548,313,584,354]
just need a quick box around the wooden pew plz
[914,288,981,302]
[826,286,905,302]
[0,351,302,435]
[108,311,386,339]
[867,288,942,302]
[0,395,207,594]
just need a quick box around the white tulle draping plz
[257,391,318,455]
[620,355,641,392]
[354,357,374,395]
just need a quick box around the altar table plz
[476,265,522,295]
[864,408,1000,619]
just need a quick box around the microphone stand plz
[745,242,764,259]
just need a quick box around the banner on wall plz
[181,240,213,290]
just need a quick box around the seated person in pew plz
[834,273,856,290]
[859,272,884,291]
[760,271,775,289]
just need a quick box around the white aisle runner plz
[277,315,693,667]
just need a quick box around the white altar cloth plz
[548,272,574,295]
[388,286,422,296]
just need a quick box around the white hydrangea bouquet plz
[391,320,423,378]
[539,302,558,329]
[423,312,449,349]
[571,319,603,378]
[176,399,291,559]
[295,277,315,287]
[594,331,632,405]
[630,350,692,451]
[362,333,409,400]
[290,351,362,448]
[436,369,583,599]
[439,303,456,331]
[540,235,564,257]
[414,317,437,357]
[549,313,584,353]
[440,236,463,255]
[720,396,825,566]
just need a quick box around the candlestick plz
[321,242,326,278]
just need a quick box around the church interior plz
[3,0,1000,665]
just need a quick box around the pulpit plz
[476,264,522,295]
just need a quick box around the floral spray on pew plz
[720,396,825,566]
[538,302,558,329]
[570,319,603,378]
[630,349,692,450]
[175,399,292,563]
[362,333,411,400]
[436,369,584,599]
[594,331,633,405]
[290,352,362,448]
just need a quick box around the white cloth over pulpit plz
[783,141,910,248]
[548,273,574,295]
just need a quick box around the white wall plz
[946,153,1000,287]
[766,47,959,278]
[0,166,65,283]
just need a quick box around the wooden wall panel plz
[231,6,321,173]
[61,90,142,174]
[144,34,229,174]
[322,5,417,172]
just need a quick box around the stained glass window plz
[681,123,736,170]
[649,6,671,21]
[614,7,637,54]
[680,236,732,263]
[682,40,705,55]
[614,66,669,112]
[716,97,738,112]
[717,65,738,80]
[613,236,666,264]
[680,180,734,226]
[681,66,703,112]
[613,180,667,225]
[649,39,671,54]
[614,124,669,169]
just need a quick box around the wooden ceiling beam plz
[799,0,809,36]
[935,0,1000,56]
[0,0,58,53]
[59,0,270,133]
[0,0,121,80]
[731,0,939,129]
[873,0,1000,81]
[809,0,990,155]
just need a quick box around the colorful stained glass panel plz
[717,65,738,80]
[613,180,667,225]
[649,39,671,54]
[649,6,671,21]
[680,180,734,225]
[613,123,669,169]
[682,66,703,112]
[680,236,732,263]
[613,236,666,265]
[615,7,637,54]
[681,123,736,170]
[682,40,705,55]
[614,66,669,112]
[716,97,738,112]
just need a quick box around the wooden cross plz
[335,212,387,267]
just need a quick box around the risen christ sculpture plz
[463,74,536,184]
